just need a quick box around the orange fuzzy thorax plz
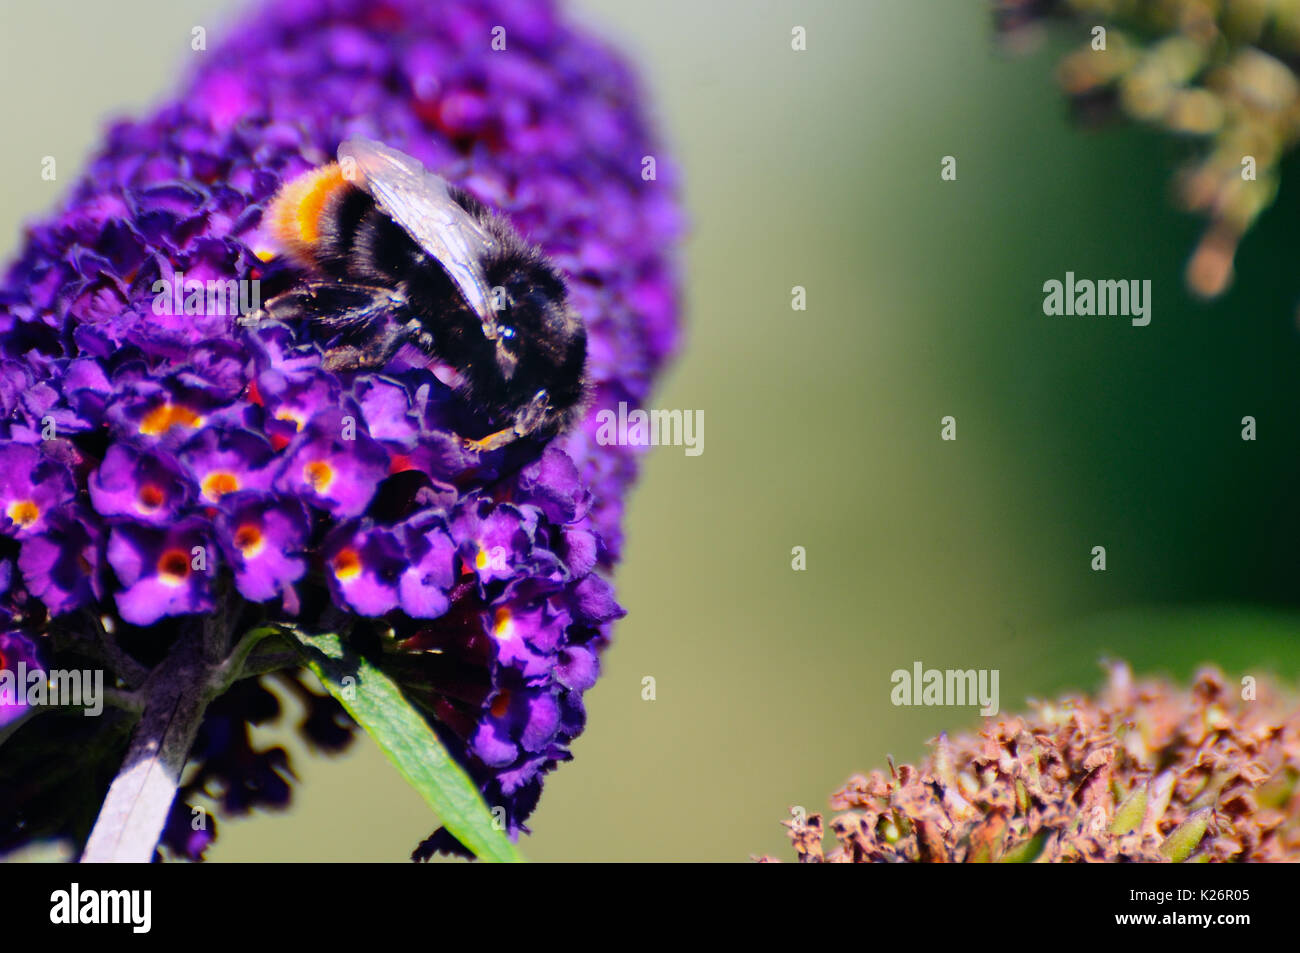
[265,162,349,265]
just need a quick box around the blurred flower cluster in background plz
[997,0,1300,297]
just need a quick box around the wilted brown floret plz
[761,663,1300,862]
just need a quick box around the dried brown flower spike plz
[762,663,1300,862]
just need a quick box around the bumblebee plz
[255,138,587,452]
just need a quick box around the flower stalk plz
[81,624,278,862]
[80,629,213,863]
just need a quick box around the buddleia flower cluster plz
[0,0,680,859]
[995,0,1300,297]
[764,663,1300,862]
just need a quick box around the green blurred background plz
[3,0,1300,862]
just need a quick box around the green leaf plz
[293,631,523,863]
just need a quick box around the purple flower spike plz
[0,445,75,537]
[397,515,457,619]
[322,522,405,617]
[513,446,589,525]
[354,376,421,449]
[449,500,538,588]
[556,644,600,692]
[471,682,562,769]
[274,409,390,518]
[0,0,682,859]
[0,630,43,728]
[18,505,104,616]
[179,428,276,503]
[253,369,338,451]
[105,376,244,447]
[107,519,217,625]
[487,598,572,680]
[215,493,310,603]
[89,443,192,524]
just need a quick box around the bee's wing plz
[338,138,498,331]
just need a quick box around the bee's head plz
[481,257,587,413]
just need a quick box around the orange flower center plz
[201,471,240,501]
[157,548,191,585]
[492,608,513,639]
[234,523,264,558]
[274,408,306,431]
[6,500,39,528]
[137,484,166,512]
[304,460,334,492]
[139,403,202,436]
[332,547,362,582]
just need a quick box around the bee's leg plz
[318,320,414,372]
[462,427,520,453]
[319,340,398,372]
[463,390,552,453]
[239,282,411,371]
[241,282,405,330]
[514,390,553,436]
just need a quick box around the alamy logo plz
[1042,272,1151,326]
[891,661,1000,716]
[50,883,151,933]
[594,401,703,456]
[152,272,261,316]
[0,664,104,716]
